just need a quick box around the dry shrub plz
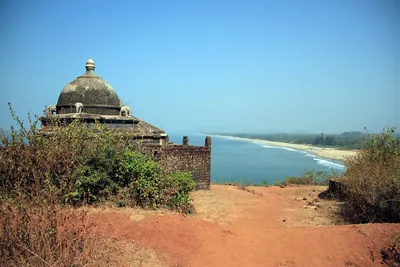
[0,199,115,267]
[0,105,125,266]
[0,104,134,205]
[342,127,400,223]
[0,103,196,265]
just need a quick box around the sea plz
[168,133,346,185]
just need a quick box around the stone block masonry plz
[143,136,212,190]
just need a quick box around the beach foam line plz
[313,158,346,170]
[259,143,303,153]
[218,135,245,141]
[259,143,318,159]
[251,141,309,154]
[253,141,346,170]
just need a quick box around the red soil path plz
[91,185,400,267]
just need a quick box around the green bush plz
[161,172,196,212]
[0,103,196,211]
[277,170,335,186]
[120,150,195,211]
[122,150,162,208]
[341,127,400,223]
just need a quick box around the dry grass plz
[190,186,245,225]
[0,203,110,267]
[0,202,167,267]
[85,205,180,222]
[97,239,166,267]
[340,128,400,223]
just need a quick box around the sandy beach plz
[212,135,358,161]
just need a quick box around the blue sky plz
[0,0,399,134]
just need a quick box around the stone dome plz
[56,58,121,115]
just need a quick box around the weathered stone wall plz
[141,137,212,190]
[132,139,161,146]
[157,145,211,190]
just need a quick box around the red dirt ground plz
[90,185,400,267]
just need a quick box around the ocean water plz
[169,133,346,184]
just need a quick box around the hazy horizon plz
[0,0,399,134]
[195,129,392,135]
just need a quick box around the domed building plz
[39,58,211,189]
[40,58,168,146]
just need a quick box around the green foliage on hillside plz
[0,103,195,210]
[0,103,196,266]
[276,170,337,186]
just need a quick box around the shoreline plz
[210,135,358,161]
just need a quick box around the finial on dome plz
[85,58,95,72]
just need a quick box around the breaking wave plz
[313,158,346,170]
[253,142,346,170]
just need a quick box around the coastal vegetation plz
[340,127,400,223]
[213,169,337,187]
[275,170,336,187]
[214,127,400,225]
[259,127,400,224]
[0,104,195,266]
[214,131,400,150]
[0,104,399,265]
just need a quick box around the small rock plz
[283,219,286,222]
[303,197,307,200]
